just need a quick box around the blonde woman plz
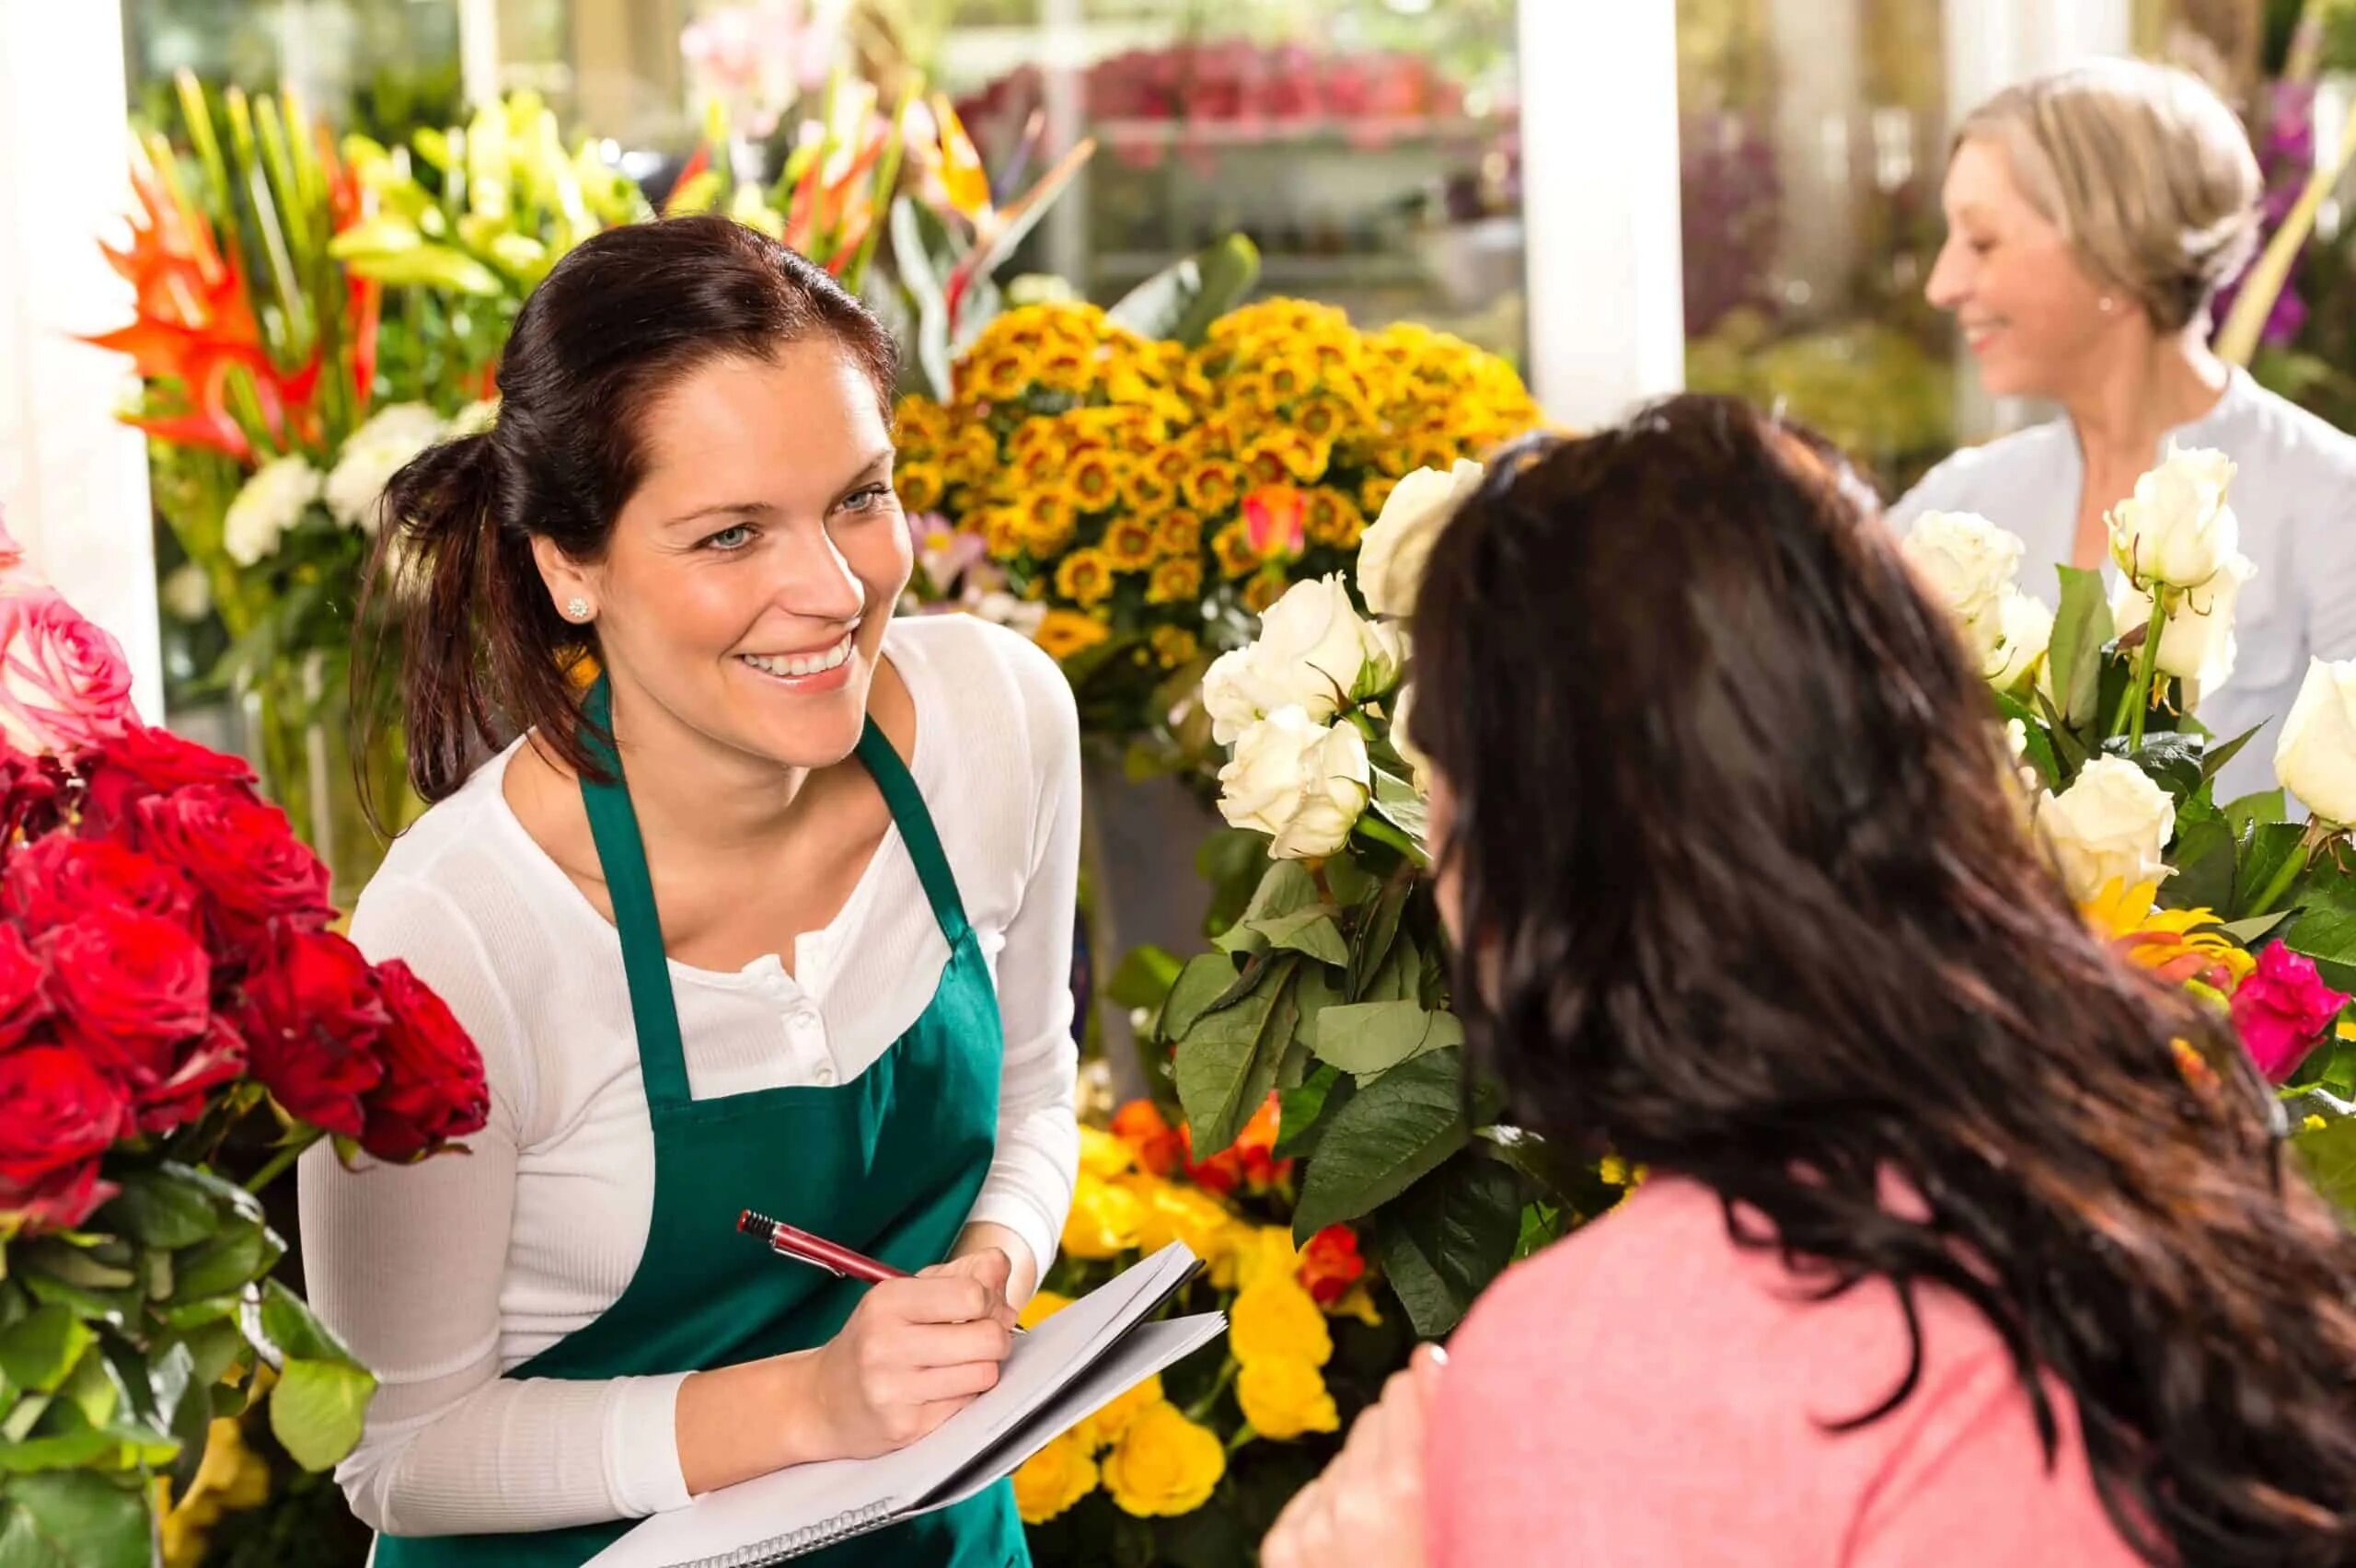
[1892,58,2356,800]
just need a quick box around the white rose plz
[1390,681,1434,789]
[1357,458,1484,618]
[2107,442,2240,591]
[2038,755,2177,902]
[2111,552,2252,699]
[1217,706,1371,860]
[1900,511,2024,667]
[2275,657,2356,825]
[1988,589,2054,693]
[224,455,325,566]
[1202,575,1392,744]
[326,403,448,531]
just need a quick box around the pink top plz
[1426,1176,2143,1566]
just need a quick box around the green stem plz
[243,1139,309,1194]
[1355,813,1426,867]
[1187,1355,1240,1424]
[2245,821,2327,921]
[2119,596,2169,749]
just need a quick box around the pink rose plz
[0,588,133,757]
[2230,943,2351,1082]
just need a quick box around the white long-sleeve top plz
[296,614,1082,1538]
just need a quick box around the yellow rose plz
[1330,1280,1384,1328]
[1079,1125,1135,1180]
[1236,1356,1341,1441]
[1101,1400,1226,1517]
[1214,1225,1299,1292]
[1012,1430,1099,1524]
[1019,1289,1074,1331]
[1061,1173,1146,1260]
[1229,1276,1332,1367]
[1075,1371,1163,1451]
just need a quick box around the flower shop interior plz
[5,0,2356,1564]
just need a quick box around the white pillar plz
[458,0,502,108]
[0,0,164,721]
[1768,0,1862,317]
[1517,0,1685,428]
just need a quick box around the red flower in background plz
[1113,1099,1187,1177]
[3,836,196,931]
[1297,1224,1366,1306]
[0,925,50,1051]
[44,909,212,1094]
[359,960,491,1161]
[241,928,389,1136]
[0,748,62,843]
[2232,943,2351,1082]
[1184,1091,1292,1195]
[131,783,333,949]
[0,1044,129,1232]
[133,1016,248,1136]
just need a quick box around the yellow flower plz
[893,395,948,451]
[1230,1276,1333,1367]
[1055,548,1116,607]
[1012,1430,1099,1524]
[1035,343,1096,393]
[1359,474,1399,516]
[2305,1113,2330,1133]
[1242,574,1287,615]
[1211,521,1261,580]
[2079,880,2257,993]
[1018,493,1079,558]
[977,508,1025,562]
[1034,608,1112,663]
[1302,486,1364,549]
[157,1417,271,1568]
[1065,450,1128,513]
[1150,627,1201,669]
[1215,1225,1300,1292]
[1080,1124,1137,1179]
[1240,436,1296,490]
[1236,1357,1342,1441]
[1293,394,1355,444]
[1126,1175,1237,1262]
[1122,465,1177,513]
[1020,1289,1074,1330]
[1062,1170,1146,1258]
[1154,509,1206,559]
[1103,516,1161,571]
[1183,459,1246,515]
[1148,557,1204,606]
[964,348,1034,406]
[895,463,944,513]
[945,426,1001,489]
[1101,1400,1226,1517]
[1329,1280,1384,1327]
[1075,1371,1163,1451]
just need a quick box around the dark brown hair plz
[353,214,895,817]
[1407,395,2356,1565]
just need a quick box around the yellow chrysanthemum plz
[1012,1430,1098,1524]
[1101,1401,1225,1518]
[1124,1174,1237,1262]
[1034,344,1096,394]
[1211,521,1261,580]
[1359,474,1399,518]
[979,508,1025,562]
[1150,626,1201,669]
[893,395,948,451]
[1075,1372,1163,1452]
[1061,1170,1145,1258]
[1213,1224,1299,1292]
[1239,435,1297,490]
[1301,486,1363,548]
[1154,509,1205,560]
[1236,1356,1342,1441]
[1230,1276,1333,1367]
[1183,459,1245,515]
[1242,574,1287,615]
[1122,466,1177,513]
[1055,547,1116,607]
[1065,450,1128,513]
[1102,516,1161,571]
[945,426,1001,487]
[964,348,1034,406]
[894,463,944,513]
[2080,880,2256,993]
[1147,557,1204,606]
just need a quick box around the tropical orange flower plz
[1113,1100,1188,1176]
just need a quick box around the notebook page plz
[586,1242,1201,1568]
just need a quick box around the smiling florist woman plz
[296,216,1082,1565]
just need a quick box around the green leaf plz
[2233,822,2313,921]
[1992,691,2059,790]
[1293,1048,1471,1236]
[1365,768,1428,847]
[2108,730,2204,801]
[1243,862,1321,926]
[1291,963,1343,1055]
[2292,1113,2356,1222]
[270,1357,376,1472]
[172,1219,276,1304]
[2200,725,2261,785]
[1105,233,1263,346]
[2284,866,2356,993]
[2035,687,2090,778]
[19,1276,136,1332]
[2050,566,2114,729]
[2158,813,2235,916]
[0,1309,92,1400]
[1158,954,1237,1044]
[142,1342,195,1434]
[54,1345,121,1432]
[1106,946,1183,1014]
[1173,957,1301,1155]
[1322,858,1378,909]
[1309,1000,1466,1078]
[1276,1066,1345,1159]
[1260,908,1347,966]
[0,1470,153,1568]
[258,1280,360,1367]
[1371,1153,1522,1337]
[1346,878,1410,1003]
[2225,790,2288,835]
[1513,1200,1566,1262]
[91,1165,222,1251]
[1195,829,1272,941]
[2218,912,2295,944]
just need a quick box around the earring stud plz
[2097,294,2117,314]
[564,596,592,621]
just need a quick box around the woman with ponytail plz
[302,215,1080,1566]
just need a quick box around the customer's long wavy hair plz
[1405,395,2356,1566]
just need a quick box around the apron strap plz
[577,677,695,1111]
[855,721,973,948]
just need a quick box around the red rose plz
[44,909,212,1092]
[0,1043,128,1234]
[242,928,387,1136]
[358,960,490,1160]
[2,836,197,932]
[0,923,50,1050]
[0,745,62,844]
[131,784,332,949]
[80,721,256,834]
[133,1016,248,1135]
[1297,1224,1367,1306]
[1112,1100,1187,1177]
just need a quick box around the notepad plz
[586,1242,1224,1568]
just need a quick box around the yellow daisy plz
[1034,607,1110,661]
[1242,574,1287,615]
[1103,516,1160,571]
[1212,521,1261,580]
[1154,509,1206,559]
[1055,548,1116,607]
[1148,556,1204,605]
[1150,626,1201,669]
[1065,450,1127,513]
[1301,487,1364,549]
[894,464,944,514]
[1184,460,1246,516]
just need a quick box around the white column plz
[1768,0,1862,317]
[458,0,503,108]
[1517,0,1685,428]
[0,0,164,720]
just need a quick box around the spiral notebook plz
[585,1241,1223,1568]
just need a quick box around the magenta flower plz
[2230,942,2350,1082]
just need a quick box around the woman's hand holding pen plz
[804,1248,1020,1458]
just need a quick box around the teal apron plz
[379,680,1028,1567]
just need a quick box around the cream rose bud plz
[1988,590,2054,692]
[1900,511,2024,666]
[2038,755,2177,902]
[1203,576,1392,744]
[1217,706,1372,860]
[2112,553,2251,698]
[2275,658,2356,825]
[1357,458,1484,618]
[2107,443,2240,591]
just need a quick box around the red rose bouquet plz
[0,516,487,1562]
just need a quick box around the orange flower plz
[2080,881,2256,995]
[1147,557,1204,605]
[1114,1100,1187,1176]
[1185,1092,1290,1195]
[1242,486,1307,563]
[1296,1225,1367,1307]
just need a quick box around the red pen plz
[736,1209,1026,1332]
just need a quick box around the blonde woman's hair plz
[1958,58,2261,333]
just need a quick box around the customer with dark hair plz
[1265,396,2356,1568]
[299,215,1080,1565]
